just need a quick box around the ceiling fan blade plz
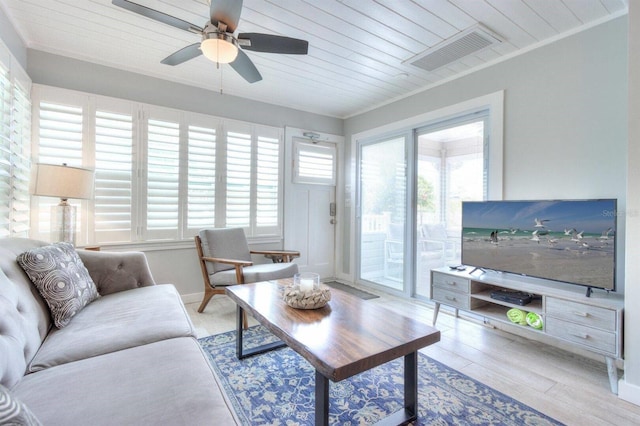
[229,49,262,84]
[210,0,243,33]
[112,0,202,33]
[237,33,308,54]
[161,43,202,66]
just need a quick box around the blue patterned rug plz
[199,326,563,425]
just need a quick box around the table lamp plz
[31,163,95,245]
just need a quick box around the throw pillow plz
[17,242,99,328]
[0,384,42,426]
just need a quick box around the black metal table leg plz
[372,351,418,426]
[235,305,287,359]
[315,370,330,426]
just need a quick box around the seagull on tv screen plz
[534,218,549,228]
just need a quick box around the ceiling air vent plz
[406,24,503,72]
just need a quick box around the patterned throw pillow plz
[0,384,42,426]
[17,242,99,328]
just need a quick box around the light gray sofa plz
[0,238,237,425]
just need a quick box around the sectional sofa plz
[0,238,237,425]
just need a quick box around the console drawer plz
[432,273,470,294]
[432,287,469,310]
[546,317,616,355]
[546,297,616,331]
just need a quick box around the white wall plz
[27,51,343,135]
[342,16,628,285]
[619,2,640,405]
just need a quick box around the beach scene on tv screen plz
[462,200,616,289]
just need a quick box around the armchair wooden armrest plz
[202,256,253,284]
[251,250,301,263]
[202,256,253,267]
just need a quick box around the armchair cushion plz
[16,242,99,328]
[210,263,299,286]
[200,228,251,274]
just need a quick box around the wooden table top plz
[226,280,441,382]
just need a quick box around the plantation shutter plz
[293,140,336,185]
[226,127,252,229]
[187,123,217,234]
[0,64,10,236]
[10,82,31,237]
[35,101,84,241]
[145,115,180,240]
[94,109,133,243]
[256,132,280,233]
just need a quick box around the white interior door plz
[284,128,342,279]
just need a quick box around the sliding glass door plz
[355,111,489,298]
[415,115,488,298]
[357,135,407,291]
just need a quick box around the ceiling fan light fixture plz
[201,31,238,64]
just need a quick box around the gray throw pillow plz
[0,384,42,426]
[17,242,99,328]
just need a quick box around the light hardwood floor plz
[185,284,640,426]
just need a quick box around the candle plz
[299,278,314,293]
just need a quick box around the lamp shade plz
[32,163,95,200]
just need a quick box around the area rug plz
[323,281,380,300]
[199,326,563,425]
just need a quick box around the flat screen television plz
[461,199,617,293]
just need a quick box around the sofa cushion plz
[14,337,237,426]
[17,242,99,328]
[0,384,42,426]
[28,284,195,372]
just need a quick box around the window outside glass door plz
[415,118,487,298]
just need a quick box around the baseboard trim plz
[181,292,204,304]
[618,378,640,406]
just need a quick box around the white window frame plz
[0,41,31,238]
[292,138,337,185]
[30,85,285,246]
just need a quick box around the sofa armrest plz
[77,250,156,296]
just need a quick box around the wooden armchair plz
[195,228,300,319]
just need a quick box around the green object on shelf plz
[526,312,544,329]
[506,308,527,325]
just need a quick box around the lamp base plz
[51,203,76,245]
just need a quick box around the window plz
[292,139,336,185]
[225,124,282,236]
[145,116,180,240]
[32,99,84,240]
[186,124,217,232]
[0,46,31,238]
[226,129,252,228]
[31,86,284,245]
[94,108,134,243]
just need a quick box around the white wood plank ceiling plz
[0,0,629,118]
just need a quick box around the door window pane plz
[359,136,406,291]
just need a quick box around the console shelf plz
[430,267,624,393]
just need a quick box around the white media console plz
[430,267,624,393]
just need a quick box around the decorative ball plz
[282,286,331,309]
[526,312,544,330]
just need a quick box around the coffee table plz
[226,280,440,426]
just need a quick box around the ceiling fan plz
[112,0,309,83]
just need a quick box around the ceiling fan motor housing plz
[201,22,239,63]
